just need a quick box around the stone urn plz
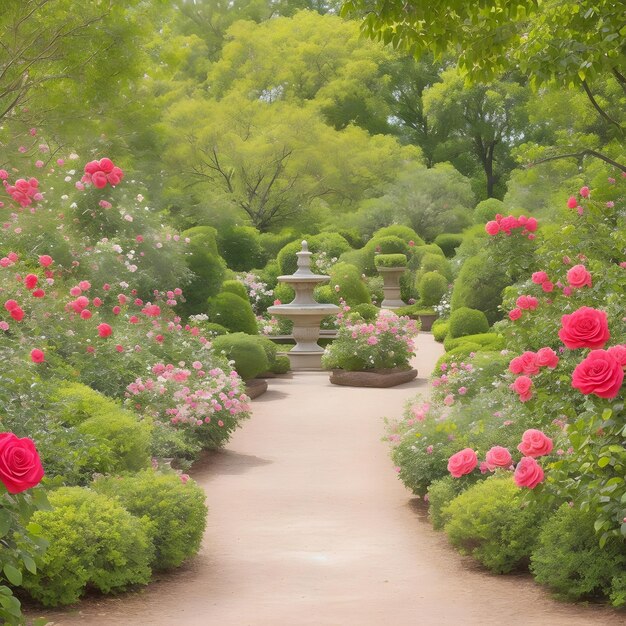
[375,254,407,309]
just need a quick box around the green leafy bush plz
[51,382,121,426]
[473,198,505,224]
[417,253,452,281]
[393,303,433,318]
[217,225,266,271]
[451,251,511,324]
[23,487,153,606]
[369,235,409,256]
[531,504,626,604]
[418,271,448,307]
[444,332,505,352]
[180,246,226,316]
[271,355,291,374]
[372,225,424,245]
[374,253,407,268]
[220,279,249,301]
[328,262,371,305]
[433,233,464,258]
[94,470,208,570]
[427,476,468,530]
[77,411,151,474]
[198,321,229,336]
[211,333,269,380]
[448,307,489,338]
[444,476,544,573]
[408,244,445,270]
[434,344,486,371]
[183,226,219,256]
[208,292,258,335]
[350,303,380,321]
[431,319,449,342]
[273,282,295,304]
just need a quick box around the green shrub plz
[245,334,279,371]
[183,226,219,256]
[418,271,448,307]
[211,333,269,380]
[273,282,295,304]
[94,470,208,571]
[23,487,153,606]
[531,504,626,604]
[271,355,291,374]
[448,307,489,338]
[431,319,449,342]
[181,245,226,316]
[350,303,379,321]
[199,321,229,336]
[451,251,511,324]
[434,344,487,371]
[51,382,121,426]
[427,476,469,530]
[473,198,505,224]
[217,226,266,271]
[408,244,445,270]
[337,248,368,274]
[208,292,258,335]
[259,230,296,259]
[372,225,424,246]
[394,303,433,318]
[220,279,249,301]
[433,233,464,258]
[374,253,407,268]
[417,253,452,281]
[276,233,351,275]
[77,410,151,473]
[328,262,371,306]
[369,235,409,256]
[258,259,281,289]
[327,227,363,248]
[444,476,544,573]
[444,332,505,352]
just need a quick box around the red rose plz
[0,433,44,494]
[30,348,45,363]
[97,323,112,338]
[24,274,38,290]
[572,350,624,399]
[558,306,610,349]
[514,457,544,489]
[536,347,559,369]
[508,308,522,321]
[517,429,553,457]
[566,264,592,289]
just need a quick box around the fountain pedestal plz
[267,241,339,371]
[377,266,407,309]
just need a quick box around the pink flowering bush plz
[322,305,419,371]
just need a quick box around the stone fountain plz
[267,241,339,370]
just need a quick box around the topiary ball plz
[418,271,448,307]
[208,292,258,335]
[220,279,249,301]
[448,307,489,338]
[211,333,269,380]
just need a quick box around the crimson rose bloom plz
[572,350,624,399]
[558,306,610,349]
[514,457,544,489]
[518,429,553,458]
[0,433,44,494]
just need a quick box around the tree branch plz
[530,149,626,173]
[581,79,623,133]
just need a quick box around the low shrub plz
[418,271,448,307]
[23,487,153,606]
[434,344,486,371]
[448,307,489,338]
[433,233,464,258]
[368,235,409,256]
[349,303,379,321]
[408,244,445,270]
[220,279,249,301]
[374,253,407,268]
[217,225,266,271]
[431,319,449,342]
[372,225,424,246]
[208,292,258,335]
[93,470,208,570]
[393,303,433,318]
[417,253,452,281]
[211,333,269,380]
[198,321,229,336]
[271,355,291,374]
[530,504,626,604]
[328,262,371,306]
[444,476,544,573]
[272,282,295,304]
[473,198,505,224]
[444,332,505,353]
[180,243,226,316]
[51,382,121,426]
[183,226,219,256]
[427,476,469,530]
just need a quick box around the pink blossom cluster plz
[82,158,124,189]
[509,348,559,375]
[448,429,552,489]
[566,186,590,215]
[2,177,42,207]
[485,214,538,239]
[431,359,474,404]
[127,363,250,427]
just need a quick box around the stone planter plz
[245,378,268,399]
[418,313,437,332]
[329,367,418,388]
[376,266,407,309]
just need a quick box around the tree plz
[341,0,626,171]
[162,93,420,231]
[423,68,529,198]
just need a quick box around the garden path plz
[39,333,624,626]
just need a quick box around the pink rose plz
[508,308,522,321]
[572,350,624,399]
[519,351,540,375]
[514,457,545,489]
[447,448,478,478]
[485,446,512,470]
[579,186,590,198]
[567,196,577,209]
[510,375,533,402]
[531,271,548,284]
[509,356,523,374]
[525,217,538,232]
[485,221,500,235]
[541,280,554,293]
[0,433,44,494]
[518,429,553,457]
[607,345,626,367]
[558,306,610,349]
[516,295,538,311]
[566,264,592,289]
[536,347,559,369]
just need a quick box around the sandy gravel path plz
[36,334,624,625]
